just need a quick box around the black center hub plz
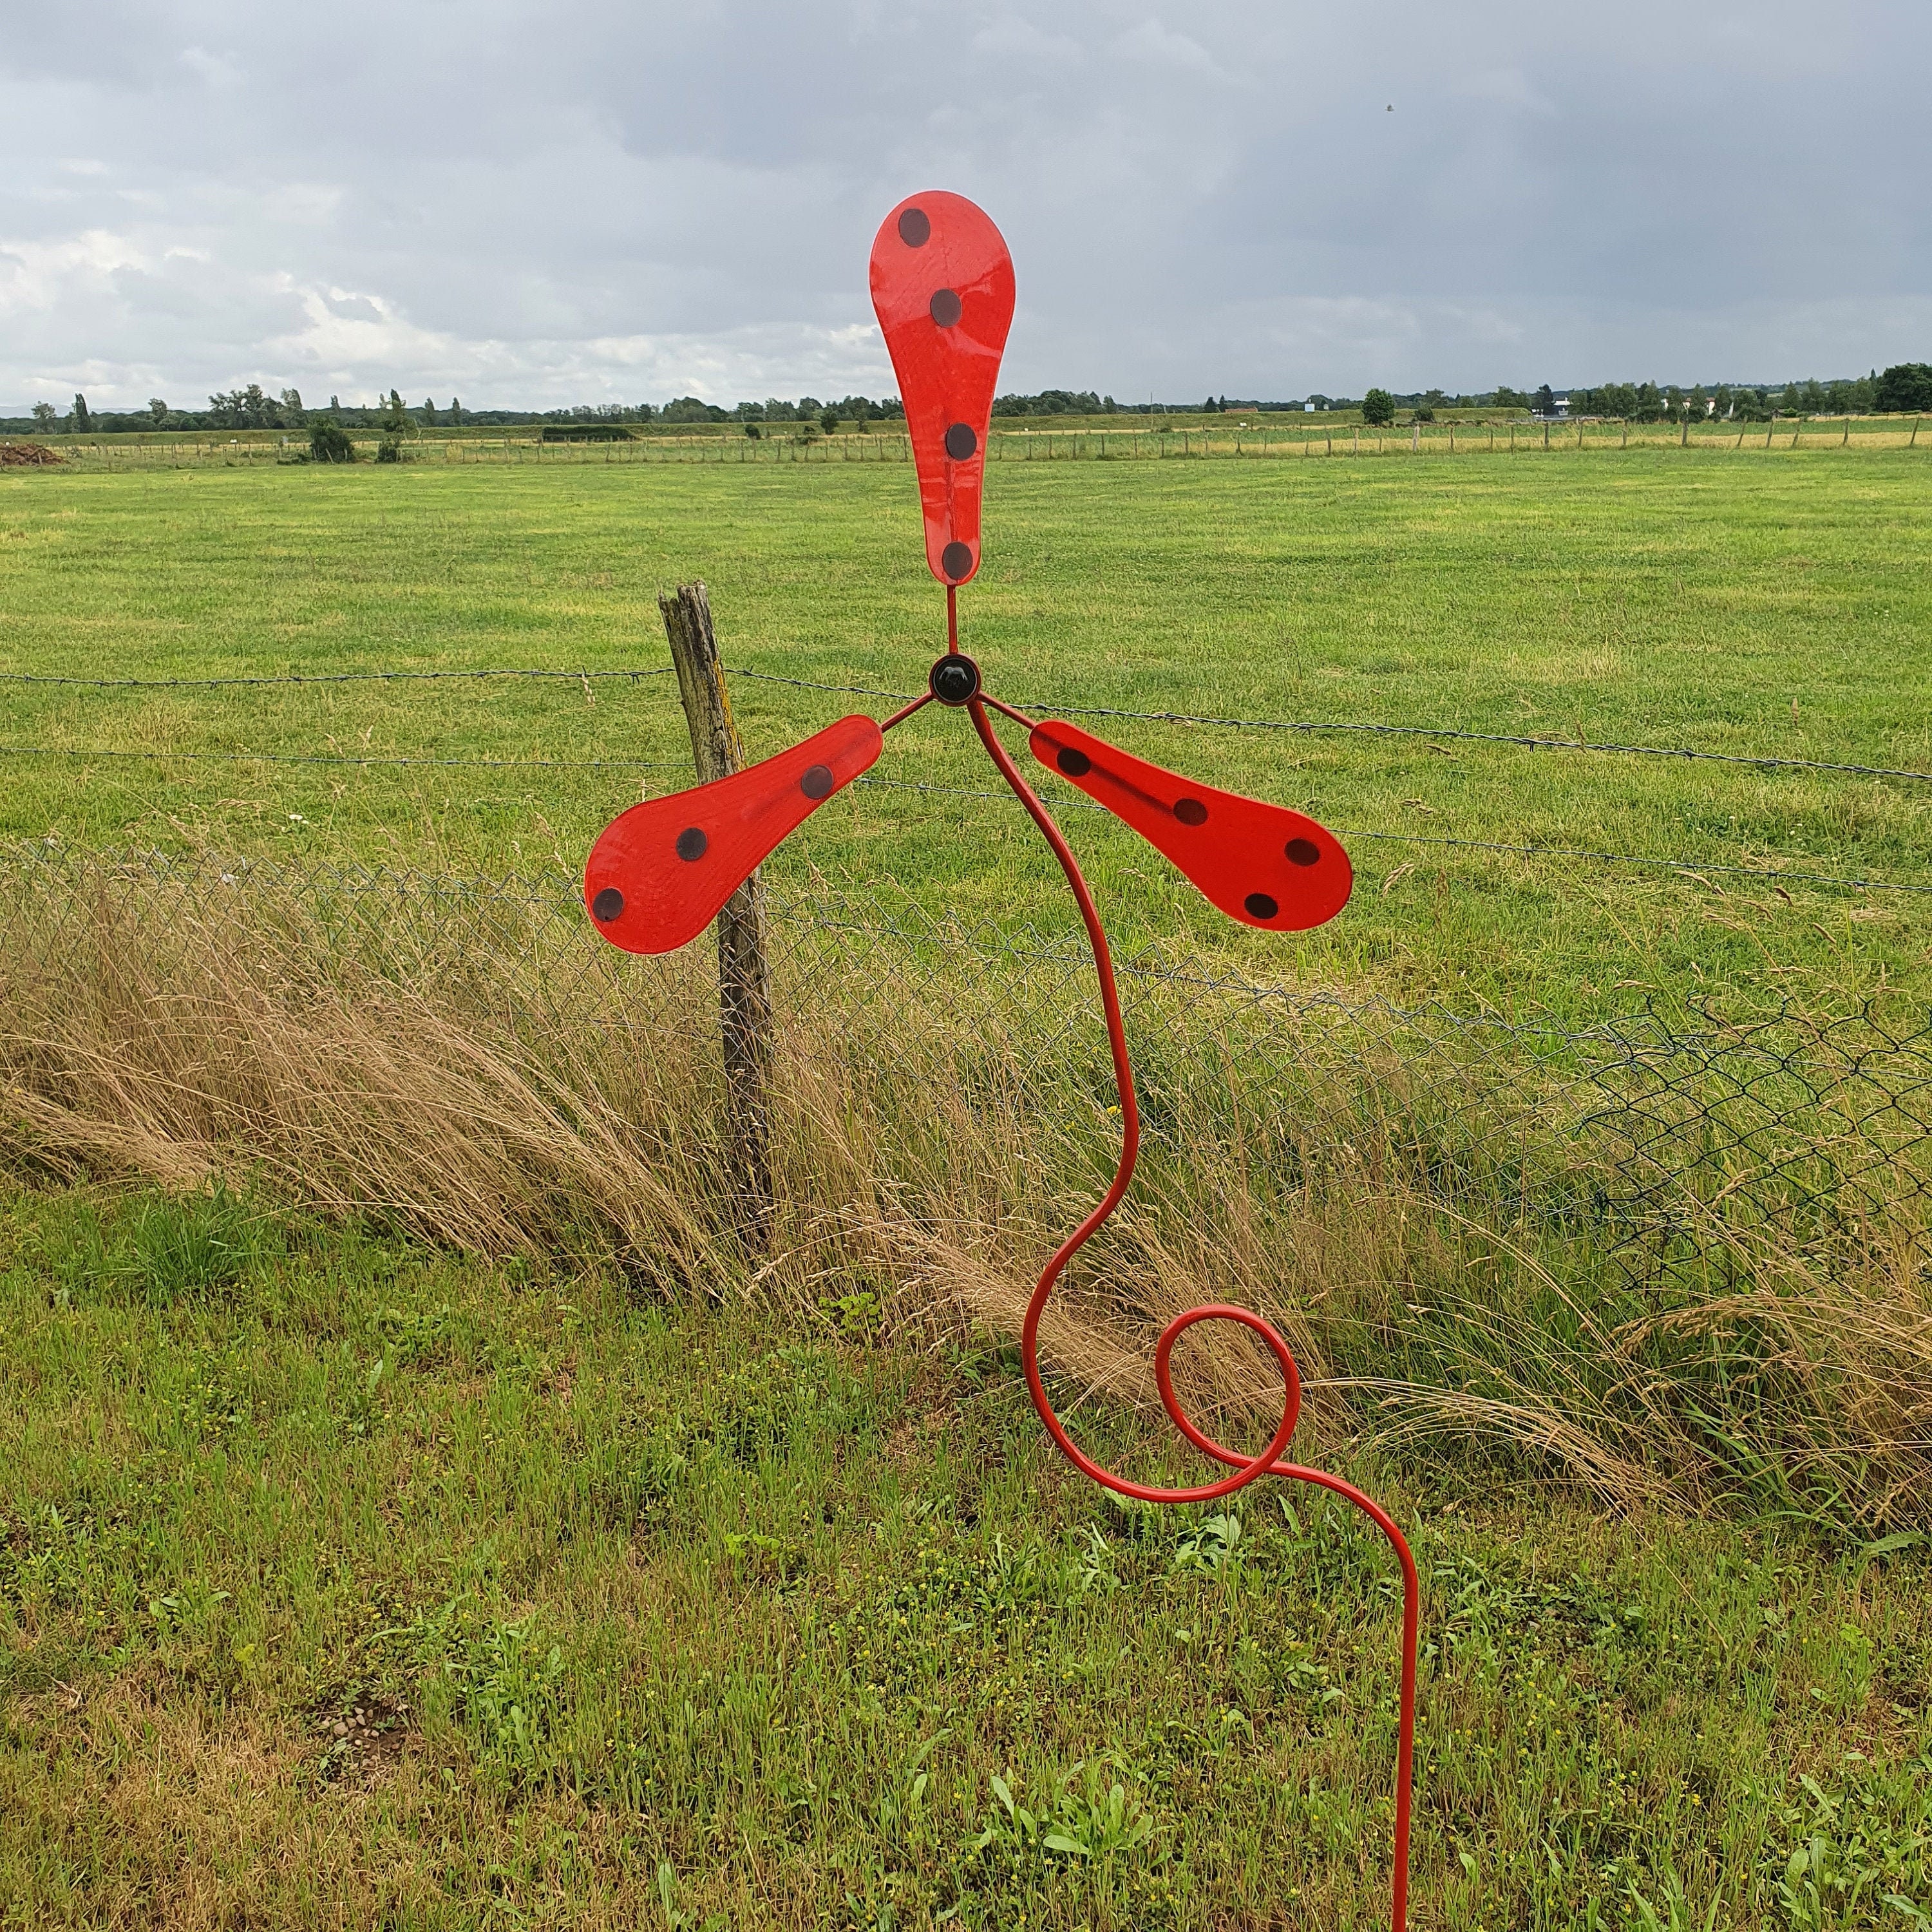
[929,652,981,706]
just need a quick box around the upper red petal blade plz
[869,191,1015,588]
[585,715,882,955]
[1028,720,1352,933]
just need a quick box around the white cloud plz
[266,281,463,374]
[971,15,1084,61]
[0,0,1926,409]
[0,229,155,314]
[580,321,891,400]
[1112,19,1225,79]
[178,46,243,90]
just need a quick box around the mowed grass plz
[1,453,1929,1014]
[3,1184,1929,1931]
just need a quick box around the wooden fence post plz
[661,581,776,1255]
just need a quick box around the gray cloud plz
[2,0,1927,410]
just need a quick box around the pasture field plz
[2,451,1930,1016]
[3,453,1931,1929]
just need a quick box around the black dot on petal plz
[941,540,973,580]
[898,207,930,246]
[591,887,624,922]
[1173,798,1208,826]
[800,764,833,800]
[675,826,708,862]
[1244,892,1280,920]
[1285,837,1320,866]
[929,287,962,327]
[1055,746,1092,777]
[944,422,977,460]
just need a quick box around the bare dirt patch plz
[305,1689,415,1781]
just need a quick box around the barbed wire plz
[0,667,676,690]
[0,743,682,773]
[8,659,1929,786]
[0,739,1102,817]
[731,669,922,705]
[854,773,1101,811]
[728,668,1932,786]
[1332,827,1932,897]
[856,770,1932,896]
[2,739,1925,896]
[2,839,1927,1292]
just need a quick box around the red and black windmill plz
[584,193,1420,1931]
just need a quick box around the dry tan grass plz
[2,887,728,1291]
[3,864,1929,1527]
[1616,1212,1932,1524]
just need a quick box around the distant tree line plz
[6,366,1927,441]
[1363,369,1929,421]
[994,390,1112,415]
[1561,374,1890,421]
[8,386,461,436]
[0,390,926,438]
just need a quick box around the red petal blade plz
[869,191,1015,589]
[585,715,882,954]
[1028,720,1352,933]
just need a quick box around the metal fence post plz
[661,580,776,1253]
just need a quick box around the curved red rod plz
[880,690,936,733]
[966,694,1419,1932]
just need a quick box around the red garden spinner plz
[585,192,1420,1927]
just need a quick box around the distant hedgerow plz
[1874,363,1932,413]
[309,421,355,464]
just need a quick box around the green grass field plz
[3,452,1929,1016]
[3,453,1931,1929]
[3,1184,1928,1930]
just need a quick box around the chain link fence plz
[4,838,1927,1283]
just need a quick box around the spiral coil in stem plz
[966,694,1420,1932]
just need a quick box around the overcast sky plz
[3,2,1927,412]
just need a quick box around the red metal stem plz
[965,694,1419,1932]
[977,691,1037,730]
[880,690,936,733]
[947,582,959,653]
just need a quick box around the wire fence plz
[4,838,1926,1283]
[23,415,1932,469]
[10,658,1932,785]
[6,662,1932,898]
[5,650,1930,1281]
